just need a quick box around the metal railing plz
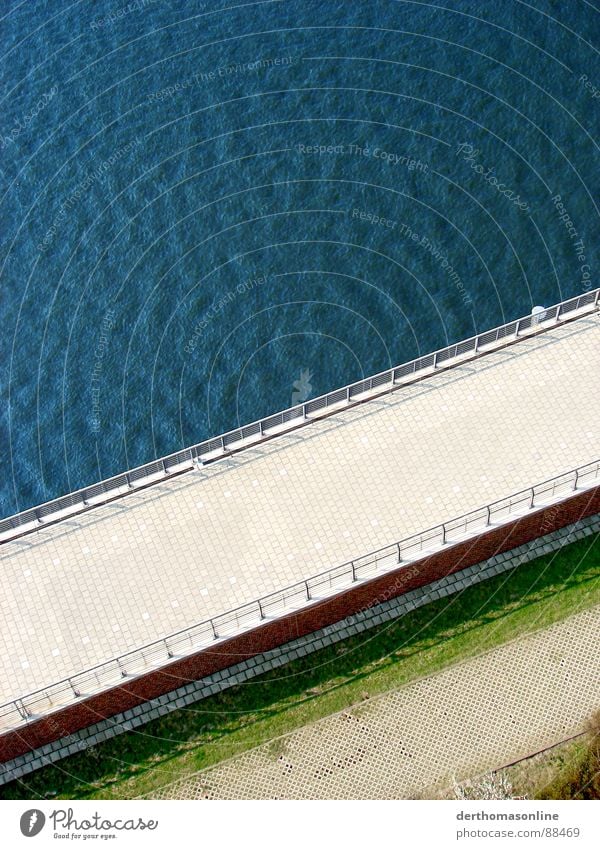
[0,458,598,732]
[1,288,598,544]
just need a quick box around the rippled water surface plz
[1,0,598,515]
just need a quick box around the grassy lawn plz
[536,711,600,800]
[494,735,591,800]
[2,532,598,800]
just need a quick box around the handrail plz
[1,287,598,543]
[0,457,598,731]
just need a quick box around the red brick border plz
[1,486,598,763]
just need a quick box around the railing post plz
[351,561,357,581]
[432,352,438,369]
[257,599,265,619]
[573,469,579,491]
[556,303,562,322]
[68,679,81,698]
[515,319,521,336]
[164,640,173,658]
[305,581,311,600]
[302,403,307,419]
[486,505,491,525]
[530,488,535,509]
[16,699,31,720]
[397,543,402,564]
[441,524,446,544]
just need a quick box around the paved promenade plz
[151,603,600,800]
[0,314,598,706]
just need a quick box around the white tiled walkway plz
[0,315,598,705]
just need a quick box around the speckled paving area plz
[151,603,600,800]
[0,315,598,705]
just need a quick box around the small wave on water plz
[0,0,598,515]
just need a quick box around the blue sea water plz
[0,0,598,517]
